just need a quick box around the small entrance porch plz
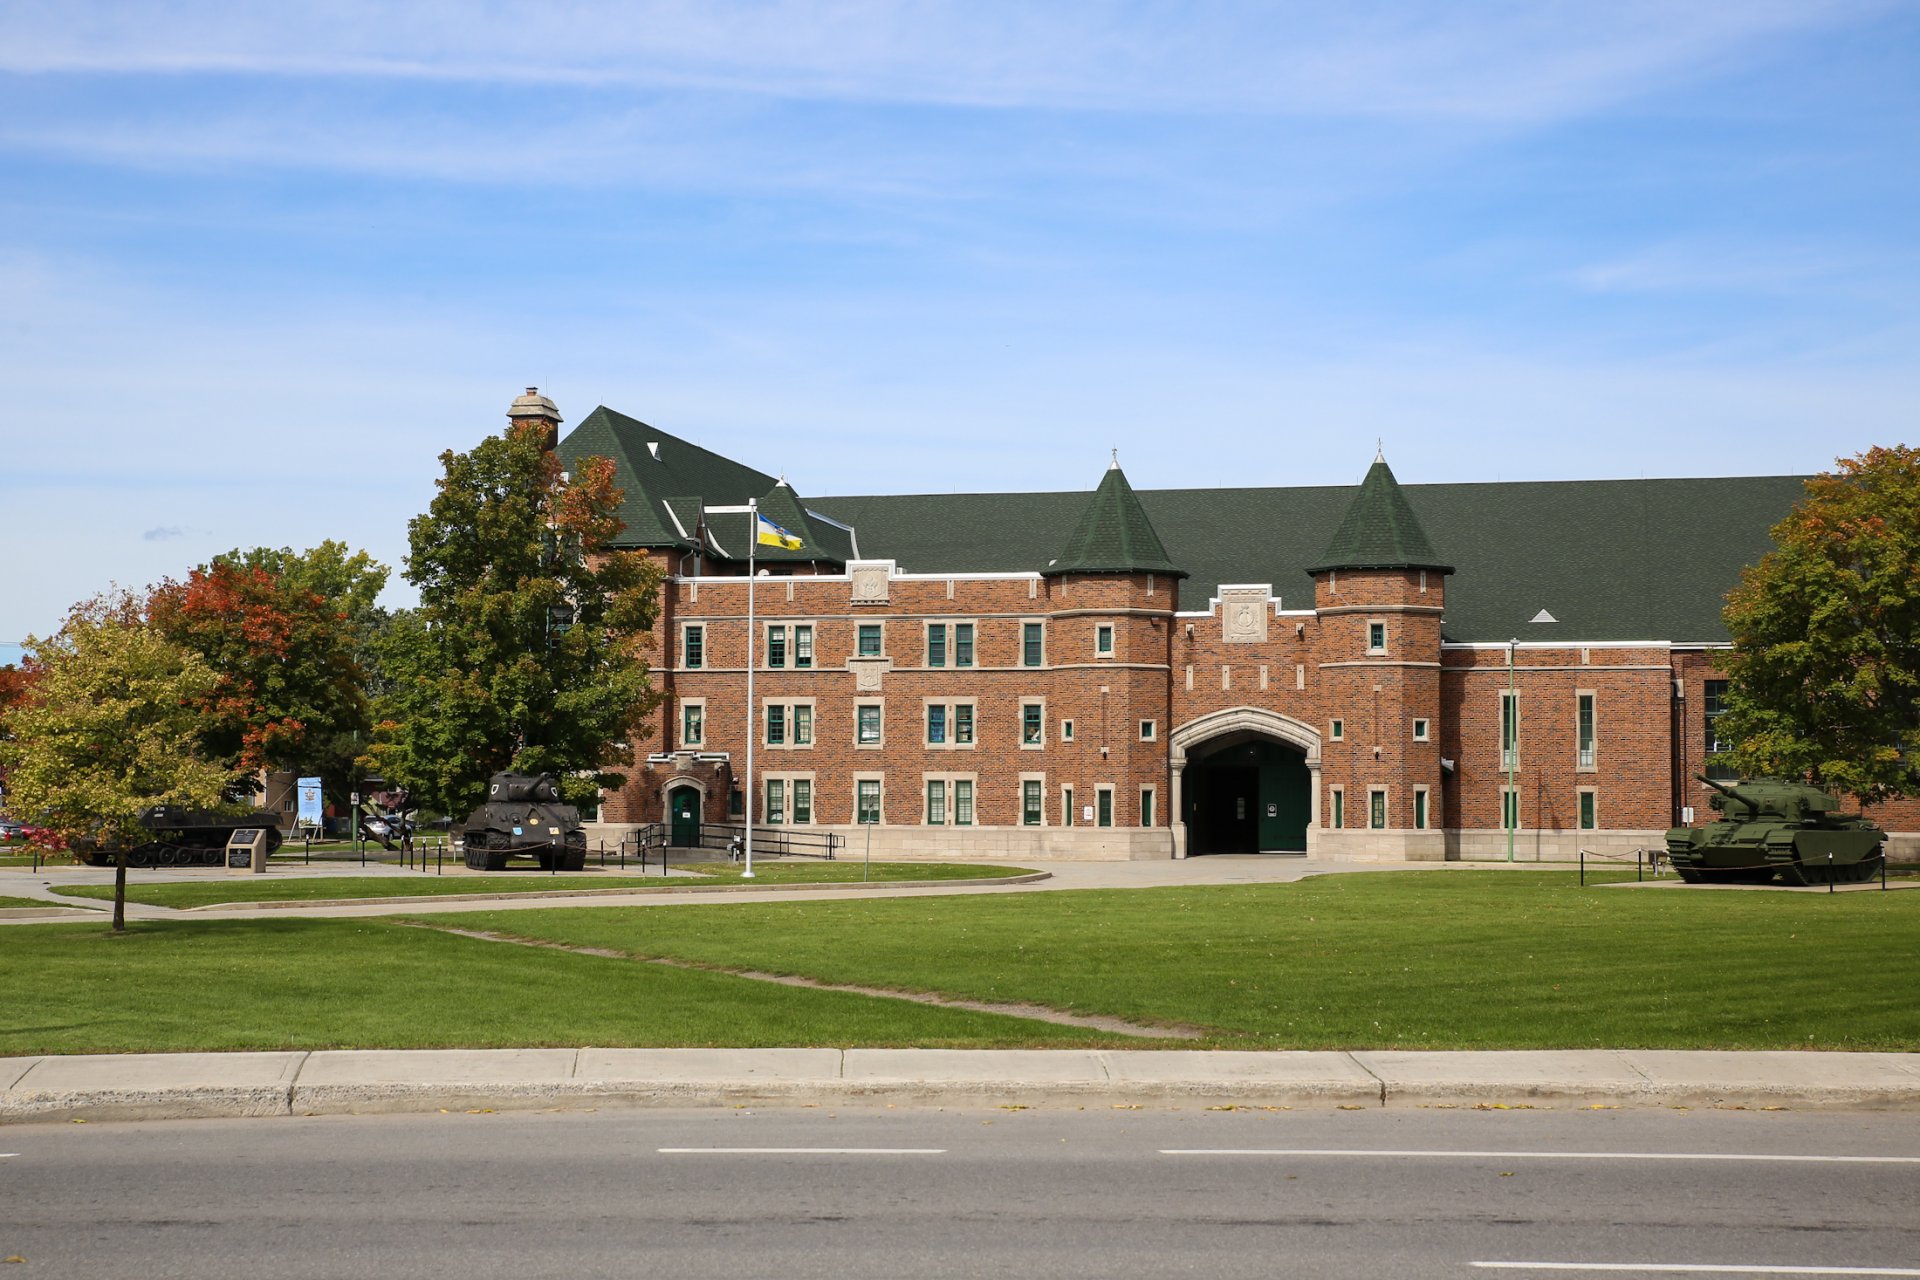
[1169,707,1322,859]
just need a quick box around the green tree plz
[0,598,229,930]
[366,423,663,817]
[1716,444,1920,804]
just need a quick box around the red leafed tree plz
[0,660,40,813]
[146,561,371,791]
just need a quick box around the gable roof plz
[1306,456,1452,574]
[1045,461,1186,578]
[811,475,1808,644]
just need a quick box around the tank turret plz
[1666,775,1882,886]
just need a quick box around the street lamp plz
[1506,610,1560,863]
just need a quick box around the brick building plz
[514,389,1918,861]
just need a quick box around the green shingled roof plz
[1044,462,1186,578]
[811,475,1810,644]
[1306,456,1452,574]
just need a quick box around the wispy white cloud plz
[0,1,1888,120]
[1564,240,1910,299]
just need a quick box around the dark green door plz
[669,786,701,847]
[1257,747,1311,851]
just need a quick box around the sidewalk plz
[5,1048,1919,1124]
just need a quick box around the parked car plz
[0,818,24,842]
[363,813,414,839]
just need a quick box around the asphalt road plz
[4,1106,1918,1278]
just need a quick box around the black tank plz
[460,772,587,871]
[70,806,284,869]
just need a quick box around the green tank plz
[1665,776,1884,886]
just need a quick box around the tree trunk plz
[113,849,127,933]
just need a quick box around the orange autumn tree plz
[147,558,374,798]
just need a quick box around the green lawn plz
[0,895,79,910]
[0,918,1123,1057]
[430,871,1920,1051]
[47,862,1029,908]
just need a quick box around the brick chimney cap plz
[507,386,563,423]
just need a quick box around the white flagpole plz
[743,499,757,880]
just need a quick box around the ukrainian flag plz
[756,514,803,551]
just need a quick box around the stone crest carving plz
[1219,586,1272,644]
[850,658,889,691]
[849,561,892,605]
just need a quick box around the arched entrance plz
[1170,708,1321,858]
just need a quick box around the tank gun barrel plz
[1695,774,1740,798]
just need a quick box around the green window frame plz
[857,624,883,658]
[766,705,786,745]
[926,779,946,825]
[857,704,882,745]
[1140,788,1154,827]
[794,625,813,669]
[955,704,974,745]
[927,624,946,668]
[1579,790,1597,831]
[1063,787,1075,826]
[1368,622,1386,652]
[1095,624,1114,657]
[1370,789,1387,830]
[767,625,786,668]
[954,624,975,668]
[765,779,785,824]
[1330,719,1344,741]
[681,703,704,747]
[1022,780,1042,826]
[1502,693,1519,771]
[683,625,704,669]
[1503,789,1519,829]
[954,780,974,826]
[1414,789,1428,830]
[1061,720,1074,742]
[1096,788,1113,828]
[793,779,812,825]
[1022,622,1044,667]
[857,779,881,825]
[793,705,813,746]
[1577,694,1596,768]
[1022,703,1043,745]
[1332,788,1344,828]
[927,705,947,745]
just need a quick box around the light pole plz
[1507,610,1559,863]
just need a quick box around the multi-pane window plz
[954,780,974,826]
[681,703,704,747]
[1579,790,1597,830]
[766,779,786,824]
[1704,680,1736,779]
[1022,780,1043,826]
[767,625,787,668]
[764,705,812,746]
[683,625,704,669]
[1331,788,1345,828]
[927,624,947,668]
[857,704,882,745]
[954,624,975,667]
[1577,693,1596,768]
[857,624,883,658]
[794,625,813,669]
[1368,622,1386,653]
[1139,788,1154,827]
[792,779,812,824]
[1022,703,1044,745]
[766,705,786,745]
[927,705,947,744]
[1096,788,1113,828]
[925,703,973,745]
[1369,789,1387,830]
[926,779,946,825]
[1501,693,1519,771]
[1413,789,1428,830]
[857,779,881,824]
[1095,624,1114,657]
[955,704,974,745]
[793,705,812,746]
[1022,622,1044,667]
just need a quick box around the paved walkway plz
[5,1048,1919,1124]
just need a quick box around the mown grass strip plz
[435,870,1920,1051]
[0,917,1122,1057]
[45,862,1029,908]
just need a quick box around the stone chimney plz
[507,386,563,450]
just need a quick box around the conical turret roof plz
[1306,454,1453,574]
[1044,457,1186,578]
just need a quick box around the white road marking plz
[0,1154,16,1159]
[656,1148,945,1155]
[1159,1149,1920,1164]
[1471,1265,1920,1276]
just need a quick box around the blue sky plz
[2,1,1917,652]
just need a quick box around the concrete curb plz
[5,1048,1920,1125]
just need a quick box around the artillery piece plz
[1664,776,1884,886]
[459,772,587,871]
